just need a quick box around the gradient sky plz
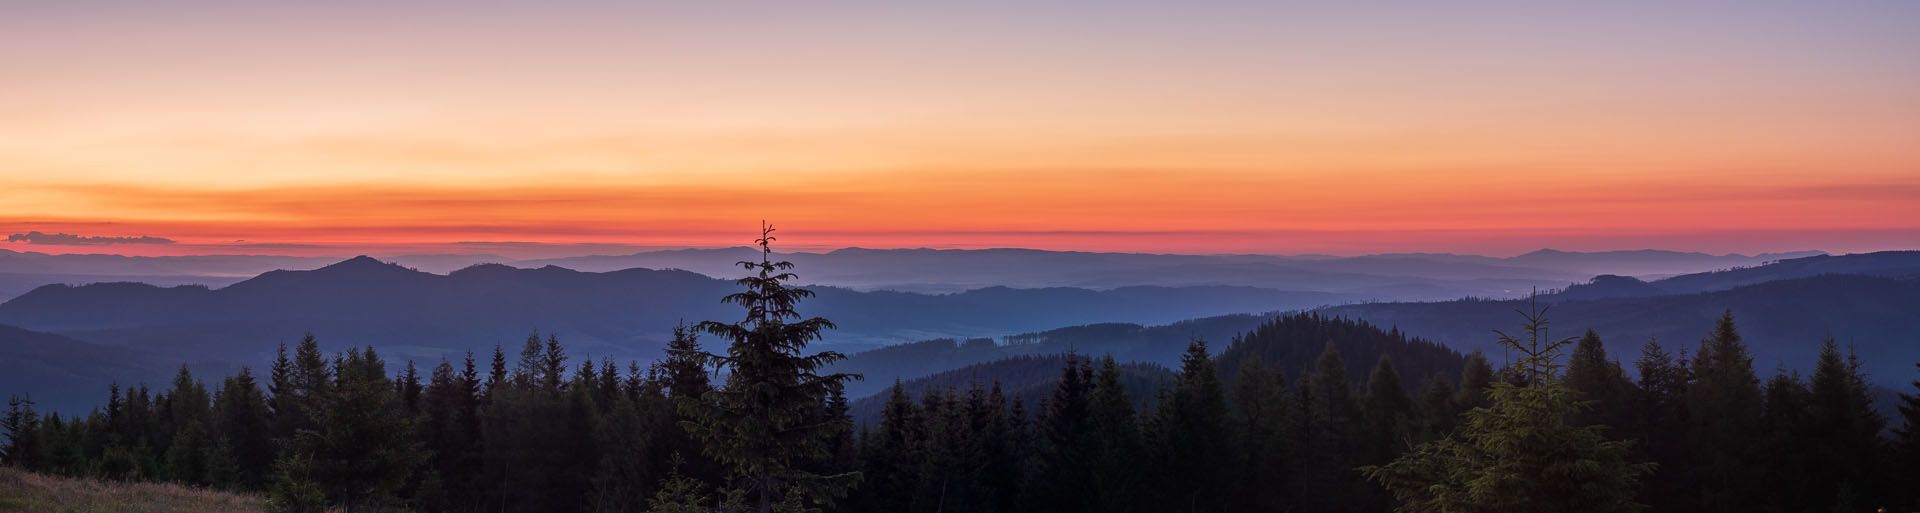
[3,2,1917,257]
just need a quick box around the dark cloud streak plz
[6,231,175,245]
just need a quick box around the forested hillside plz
[0,325,239,419]
[845,354,1175,425]
[845,312,1462,429]
[828,314,1273,398]
[1323,273,1920,383]
[4,238,1919,513]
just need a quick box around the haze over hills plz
[0,256,1350,394]
[0,246,1826,302]
[519,247,1826,296]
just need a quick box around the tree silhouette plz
[684,222,860,513]
[1363,296,1652,513]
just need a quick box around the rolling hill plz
[1321,273,1920,385]
[0,256,1352,383]
[844,314,1465,423]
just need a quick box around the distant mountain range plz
[0,256,1350,392]
[0,247,1825,302]
[519,247,1825,297]
[1321,252,1920,385]
[4,249,1908,415]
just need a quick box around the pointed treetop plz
[757,220,776,265]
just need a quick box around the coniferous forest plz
[6,231,1920,513]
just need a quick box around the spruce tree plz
[1296,342,1361,512]
[1685,311,1767,513]
[396,360,423,418]
[1565,329,1633,429]
[1148,339,1232,513]
[861,381,921,513]
[1454,350,1494,412]
[483,333,576,512]
[1,394,40,469]
[979,382,1025,513]
[1087,355,1142,513]
[1031,354,1096,513]
[1628,335,1687,510]
[269,342,300,443]
[162,365,213,485]
[423,357,482,510]
[1801,336,1886,510]
[1363,298,1652,513]
[589,391,649,512]
[1895,362,1920,511]
[1412,373,1456,442]
[549,361,603,512]
[213,368,274,490]
[487,344,508,399]
[914,388,978,513]
[661,322,721,485]
[1361,355,1413,462]
[684,223,860,513]
[271,333,332,461]
[1230,353,1294,511]
[1759,369,1812,509]
[293,347,426,512]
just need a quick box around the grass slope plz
[0,467,270,513]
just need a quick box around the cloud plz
[6,231,175,245]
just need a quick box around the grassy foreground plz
[0,467,270,513]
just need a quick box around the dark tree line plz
[6,236,1920,513]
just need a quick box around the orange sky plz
[3,3,1917,257]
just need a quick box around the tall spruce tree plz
[213,368,274,490]
[280,347,426,513]
[422,356,483,510]
[660,322,721,485]
[269,343,301,445]
[1363,297,1652,513]
[591,379,662,513]
[1895,362,1920,511]
[1296,342,1362,512]
[1759,369,1812,509]
[913,388,978,513]
[1455,350,1495,412]
[684,223,860,513]
[161,365,213,485]
[1,394,39,469]
[1087,355,1142,513]
[979,382,1025,513]
[1411,373,1456,442]
[1031,354,1096,513]
[861,381,921,513]
[1148,339,1233,513]
[1565,329,1634,429]
[1629,335,1688,510]
[1685,311,1767,513]
[1230,353,1294,511]
[1801,336,1886,510]
[1361,355,1413,460]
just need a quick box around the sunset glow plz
[4,2,1917,257]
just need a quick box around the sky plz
[3,2,1917,258]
